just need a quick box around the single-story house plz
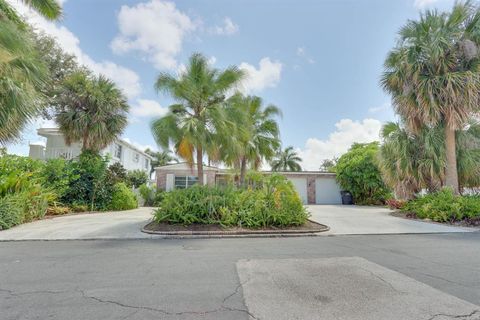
[155,163,342,205]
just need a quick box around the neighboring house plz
[29,128,153,173]
[155,162,342,205]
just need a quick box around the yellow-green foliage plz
[109,183,138,211]
[154,174,309,228]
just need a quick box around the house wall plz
[156,168,217,190]
[281,173,325,204]
[35,133,150,173]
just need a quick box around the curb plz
[140,219,330,238]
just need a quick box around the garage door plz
[288,178,308,204]
[315,177,342,204]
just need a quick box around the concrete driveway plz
[0,207,155,241]
[307,205,476,235]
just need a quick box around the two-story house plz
[29,128,153,173]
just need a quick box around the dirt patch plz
[142,220,328,236]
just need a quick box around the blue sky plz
[8,0,454,169]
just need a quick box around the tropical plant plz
[55,70,129,152]
[381,2,480,194]
[0,18,49,145]
[145,148,178,176]
[336,142,391,204]
[0,0,61,26]
[154,174,308,228]
[151,53,245,185]
[270,146,302,172]
[109,183,138,211]
[126,170,149,188]
[224,94,281,185]
[379,121,480,199]
[106,162,128,185]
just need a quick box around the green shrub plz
[106,162,127,185]
[40,159,78,199]
[154,174,309,228]
[402,189,480,222]
[0,194,23,230]
[335,142,391,205]
[71,203,88,212]
[126,170,148,188]
[46,205,71,216]
[109,183,138,211]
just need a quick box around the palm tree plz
[381,2,480,194]
[145,148,178,177]
[151,53,245,185]
[271,146,302,172]
[55,70,129,153]
[0,18,48,145]
[0,0,62,24]
[224,94,281,185]
[379,120,480,199]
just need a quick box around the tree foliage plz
[335,142,390,204]
[270,146,302,172]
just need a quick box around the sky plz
[6,0,455,170]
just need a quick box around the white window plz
[144,158,149,169]
[114,143,122,159]
[133,153,140,163]
[174,176,198,189]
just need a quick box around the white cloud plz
[296,46,315,64]
[122,138,157,152]
[413,0,452,9]
[7,0,141,99]
[209,17,239,36]
[368,102,391,114]
[297,118,383,170]
[111,0,196,70]
[239,57,282,93]
[131,99,168,118]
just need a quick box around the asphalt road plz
[1,233,479,319]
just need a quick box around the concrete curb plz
[140,219,330,238]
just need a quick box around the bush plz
[154,174,309,228]
[335,142,391,205]
[109,183,138,210]
[106,162,127,185]
[127,170,148,188]
[402,189,480,222]
[46,205,71,216]
[40,159,78,200]
[385,198,406,210]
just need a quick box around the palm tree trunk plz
[239,156,247,187]
[444,125,459,194]
[196,147,204,185]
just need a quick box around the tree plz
[145,148,178,177]
[55,70,129,153]
[225,94,281,185]
[320,158,337,172]
[379,121,480,199]
[151,53,245,185]
[0,18,49,145]
[0,0,62,25]
[381,2,480,194]
[270,146,302,172]
[126,170,148,188]
[335,142,390,204]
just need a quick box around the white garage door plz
[315,177,342,204]
[288,178,308,204]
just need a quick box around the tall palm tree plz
[55,70,129,153]
[0,18,48,145]
[151,53,245,185]
[224,94,281,185]
[270,146,302,172]
[379,120,480,199]
[381,2,480,194]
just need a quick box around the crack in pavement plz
[0,288,67,297]
[356,267,407,294]
[427,310,480,320]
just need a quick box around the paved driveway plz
[0,207,155,240]
[307,205,475,235]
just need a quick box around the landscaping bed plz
[143,219,328,235]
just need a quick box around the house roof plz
[155,162,224,171]
[37,128,154,160]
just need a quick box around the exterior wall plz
[32,130,151,173]
[281,173,326,204]
[156,168,217,190]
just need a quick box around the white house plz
[29,128,153,173]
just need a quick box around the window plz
[114,143,122,159]
[133,153,139,163]
[174,176,199,189]
[144,158,149,169]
